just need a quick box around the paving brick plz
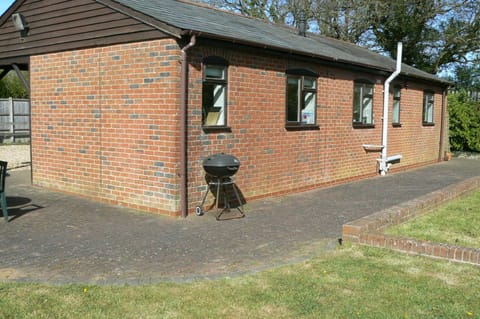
[3,150,479,284]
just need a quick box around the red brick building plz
[0,0,450,217]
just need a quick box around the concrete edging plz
[342,176,480,265]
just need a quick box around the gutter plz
[378,42,402,176]
[179,34,196,218]
[438,87,448,161]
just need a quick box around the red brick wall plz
[30,39,182,215]
[186,45,445,212]
[388,82,444,166]
[28,39,446,216]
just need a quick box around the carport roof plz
[106,0,448,85]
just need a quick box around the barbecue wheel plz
[195,206,203,216]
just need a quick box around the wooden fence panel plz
[0,98,30,143]
[449,89,480,102]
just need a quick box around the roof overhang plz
[0,56,29,70]
[192,33,451,87]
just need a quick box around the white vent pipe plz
[379,42,402,176]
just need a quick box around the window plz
[353,81,374,126]
[202,57,228,127]
[286,69,317,126]
[423,91,434,125]
[392,85,401,125]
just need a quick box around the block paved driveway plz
[1,158,479,285]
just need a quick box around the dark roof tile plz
[109,0,448,84]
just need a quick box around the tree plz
[451,64,480,91]
[199,0,480,75]
[308,0,376,43]
[199,0,290,23]
[0,70,29,98]
[369,0,480,74]
[368,1,439,72]
[448,91,480,152]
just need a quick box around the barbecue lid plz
[203,153,240,168]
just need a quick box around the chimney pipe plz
[298,10,307,37]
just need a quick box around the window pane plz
[205,66,225,79]
[287,78,299,122]
[423,93,434,123]
[353,85,362,123]
[362,96,372,124]
[425,102,433,123]
[213,84,225,107]
[393,87,401,123]
[392,100,400,123]
[394,87,401,98]
[364,84,373,96]
[303,77,316,89]
[353,83,373,125]
[302,91,316,124]
[202,83,226,126]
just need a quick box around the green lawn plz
[386,190,480,248]
[1,245,479,319]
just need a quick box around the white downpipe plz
[380,42,403,176]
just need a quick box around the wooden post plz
[8,98,14,144]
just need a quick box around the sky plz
[0,0,15,16]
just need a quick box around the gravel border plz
[453,151,480,160]
[0,144,31,170]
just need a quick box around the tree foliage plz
[198,0,480,75]
[200,0,290,22]
[448,91,480,152]
[302,0,374,43]
[369,0,480,74]
[451,64,480,91]
[368,1,439,72]
[0,70,29,99]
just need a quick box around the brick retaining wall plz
[342,176,480,265]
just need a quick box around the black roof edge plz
[194,34,450,87]
[196,37,391,76]
[402,72,452,88]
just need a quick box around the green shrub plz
[448,91,480,152]
[0,71,29,98]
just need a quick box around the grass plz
[0,245,479,319]
[385,190,480,248]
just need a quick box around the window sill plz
[392,123,402,128]
[202,126,232,133]
[285,124,320,131]
[422,122,435,127]
[353,123,375,129]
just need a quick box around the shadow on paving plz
[1,159,479,285]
